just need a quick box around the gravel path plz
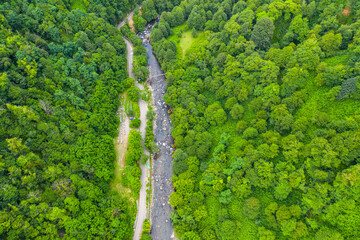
[145,43,175,240]
[118,12,150,240]
[124,38,151,240]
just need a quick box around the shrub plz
[130,118,141,128]
[128,85,140,102]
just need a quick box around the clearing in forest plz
[70,0,86,10]
[179,31,195,58]
[168,24,206,58]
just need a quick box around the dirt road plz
[117,5,141,31]
[124,38,151,240]
[118,10,135,29]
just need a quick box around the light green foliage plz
[292,37,323,70]
[243,197,261,219]
[243,127,259,139]
[230,104,244,120]
[219,189,232,204]
[236,120,247,133]
[145,120,155,152]
[258,227,276,240]
[281,67,308,97]
[283,15,309,44]
[315,227,344,240]
[319,31,342,56]
[130,118,141,128]
[266,45,294,69]
[124,77,135,88]
[204,103,227,126]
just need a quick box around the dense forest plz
[150,0,360,239]
[0,0,146,238]
[2,0,360,239]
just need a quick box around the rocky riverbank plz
[143,40,175,239]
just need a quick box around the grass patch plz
[168,25,188,58]
[179,31,195,58]
[70,0,86,10]
[168,24,208,59]
[110,152,134,201]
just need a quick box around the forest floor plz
[129,19,135,32]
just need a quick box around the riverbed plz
[144,41,175,239]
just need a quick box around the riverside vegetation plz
[149,0,360,239]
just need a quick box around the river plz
[144,41,175,239]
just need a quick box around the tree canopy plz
[151,0,360,239]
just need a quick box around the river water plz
[140,30,175,239]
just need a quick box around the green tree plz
[243,197,261,219]
[319,31,342,56]
[250,17,275,50]
[133,14,147,32]
[142,0,158,22]
[219,189,232,204]
[204,103,227,126]
[128,85,140,102]
[243,127,259,139]
[151,28,164,42]
[230,104,244,120]
[127,130,143,165]
[187,7,206,31]
[133,66,150,81]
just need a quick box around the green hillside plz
[150,0,360,239]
